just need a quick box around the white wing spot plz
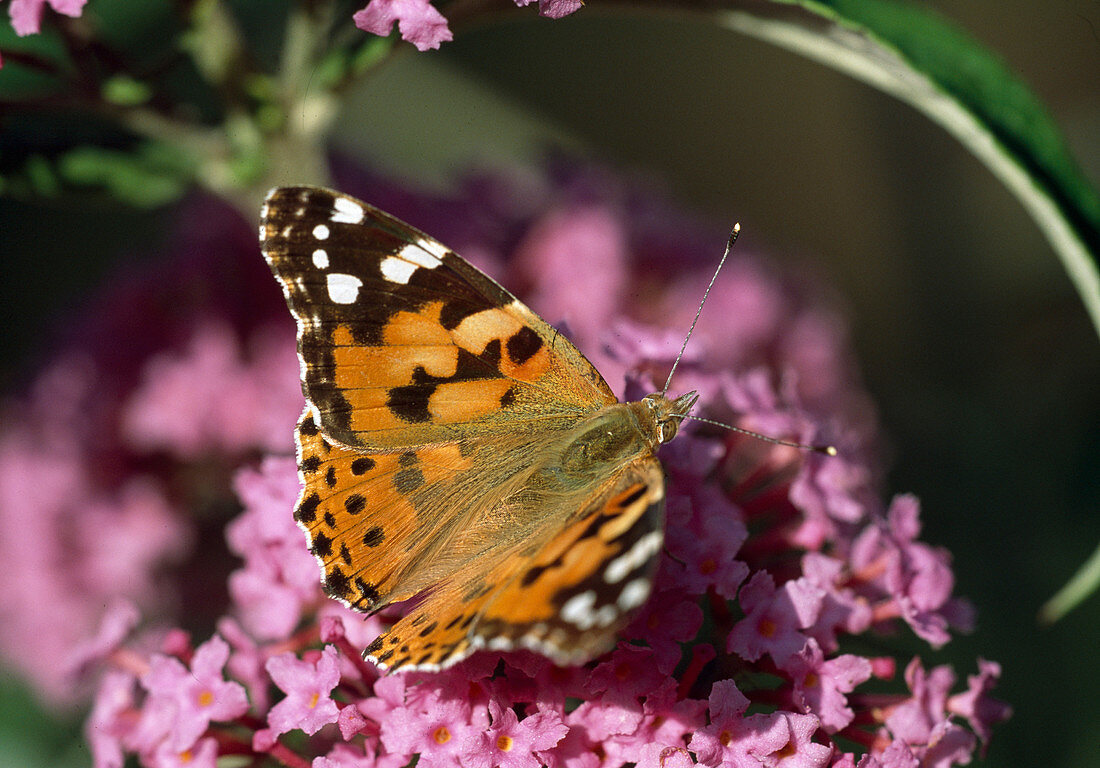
[560,590,598,629]
[617,578,651,611]
[332,197,365,224]
[593,604,619,628]
[398,242,443,269]
[312,249,329,269]
[295,207,306,217]
[604,530,663,584]
[414,237,450,261]
[326,273,363,304]
[313,224,330,240]
[380,256,418,284]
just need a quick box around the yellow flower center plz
[197,690,214,708]
[758,617,777,638]
[434,726,451,744]
[309,692,320,709]
[496,734,514,751]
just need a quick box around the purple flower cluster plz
[353,0,582,51]
[4,0,84,36]
[1,165,1008,765]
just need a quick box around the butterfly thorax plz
[522,390,697,499]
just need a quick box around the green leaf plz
[688,0,1100,618]
[57,141,192,206]
[701,0,1100,342]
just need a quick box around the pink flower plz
[65,600,140,683]
[689,680,790,767]
[86,670,138,768]
[516,0,583,20]
[947,659,1011,748]
[783,638,872,733]
[728,572,824,666]
[625,588,703,674]
[353,0,453,51]
[227,457,322,640]
[139,635,249,752]
[381,689,487,766]
[882,657,978,767]
[7,0,86,36]
[256,646,341,747]
[850,496,972,647]
[151,737,218,768]
[771,712,832,767]
[471,700,568,768]
[122,323,302,459]
[353,0,584,51]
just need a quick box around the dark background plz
[2,2,1098,766]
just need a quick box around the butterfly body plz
[261,187,695,670]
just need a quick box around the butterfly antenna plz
[685,415,838,456]
[662,224,740,397]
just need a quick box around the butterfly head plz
[640,390,698,446]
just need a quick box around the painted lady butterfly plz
[260,186,700,671]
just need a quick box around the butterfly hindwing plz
[261,186,616,452]
[363,456,666,670]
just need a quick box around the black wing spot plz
[387,383,434,423]
[325,466,338,488]
[323,511,337,528]
[324,567,352,601]
[482,338,502,368]
[311,531,334,558]
[339,542,352,565]
[300,455,321,473]
[500,387,516,408]
[351,457,376,475]
[299,418,320,437]
[399,451,419,467]
[345,494,366,515]
[506,327,543,365]
[418,621,438,637]
[618,486,646,508]
[521,563,549,587]
[363,525,385,547]
[365,637,384,655]
[296,493,320,523]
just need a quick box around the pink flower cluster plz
[83,408,1008,767]
[4,0,85,36]
[353,0,582,51]
[0,164,1008,764]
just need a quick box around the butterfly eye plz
[659,421,679,444]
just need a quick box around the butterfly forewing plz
[261,187,616,452]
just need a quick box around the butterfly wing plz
[363,455,666,670]
[261,186,616,451]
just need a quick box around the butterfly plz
[260,186,698,671]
